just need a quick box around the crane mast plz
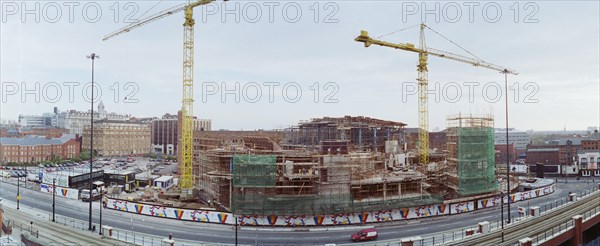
[104,0,223,190]
[180,2,196,190]
[355,24,517,165]
[417,24,429,165]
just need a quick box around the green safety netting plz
[231,155,443,215]
[232,154,276,187]
[457,127,497,196]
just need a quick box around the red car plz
[351,228,378,242]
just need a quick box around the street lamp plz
[86,53,99,231]
[99,184,104,235]
[503,70,511,224]
[235,214,238,246]
[17,175,20,210]
[500,191,504,242]
[52,178,56,222]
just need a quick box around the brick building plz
[406,128,447,152]
[495,143,516,164]
[82,119,150,156]
[0,126,68,138]
[18,127,69,138]
[0,134,81,163]
[526,148,560,164]
[527,143,578,165]
[429,131,447,152]
[581,139,600,151]
[151,112,211,156]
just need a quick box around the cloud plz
[1,1,598,131]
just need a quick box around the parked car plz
[351,228,378,242]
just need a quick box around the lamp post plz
[504,70,511,224]
[235,214,238,246]
[500,191,504,242]
[17,175,20,210]
[99,185,103,235]
[52,178,56,222]
[86,53,99,231]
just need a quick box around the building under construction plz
[284,116,407,152]
[445,113,498,197]
[189,115,503,215]
[191,116,449,215]
[196,143,440,215]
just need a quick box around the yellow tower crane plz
[103,0,227,190]
[355,23,518,165]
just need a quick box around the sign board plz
[40,184,80,200]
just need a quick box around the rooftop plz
[300,115,406,128]
[104,169,134,175]
[154,176,173,182]
[0,134,78,146]
[528,148,560,152]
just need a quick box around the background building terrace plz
[0,134,80,163]
[18,112,57,127]
[57,101,132,135]
[494,128,530,150]
[82,119,150,156]
[152,112,211,156]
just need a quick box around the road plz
[448,188,600,245]
[1,178,598,245]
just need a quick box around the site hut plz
[153,176,174,189]
[103,169,136,192]
[133,171,158,188]
[42,168,104,191]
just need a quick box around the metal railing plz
[0,177,38,190]
[51,213,233,246]
[346,186,599,246]
[531,205,600,245]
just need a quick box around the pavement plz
[0,176,598,245]
[1,199,129,245]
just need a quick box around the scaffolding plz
[447,114,497,196]
[193,118,449,216]
[232,155,277,187]
[231,153,325,215]
[226,151,441,216]
[284,116,406,152]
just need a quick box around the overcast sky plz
[1,1,599,131]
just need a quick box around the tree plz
[50,155,63,164]
[144,152,158,159]
[80,150,91,160]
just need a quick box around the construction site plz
[97,2,520,217]
[135,114,508,216]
